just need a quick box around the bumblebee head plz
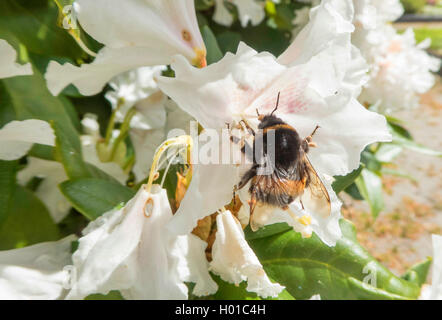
[257,114,286,129]
[257,92,284,129]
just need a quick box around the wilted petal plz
[0,235,76,300]
[66,185,188,300]
[171,234,218,297]
[210,211,284,298]
[0,39,32,79]
[46,0,205,96]
[0,120,55,160]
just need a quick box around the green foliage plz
[0,160,18,226]
[196,274,295,300]
[355,169,384,218]
[247,220,421,300]
[400,0,427,13]
[0,186,59,250]
[59,178,135,220]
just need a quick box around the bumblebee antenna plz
[270,92,280,116]
[256,109,260,116]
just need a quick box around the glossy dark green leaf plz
[201,25,224,64]
[0,185,60,250]
[204,274,294,300]
[248,219,421,300]
[332,166,363,194]
[0,160,18,227]
[0,0,83,59]
[85,291,125,300]
[355,168,384,218]
[59,178,135,220]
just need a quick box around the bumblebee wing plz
[300,154,331,218]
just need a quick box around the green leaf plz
[0,0,83,60]
[85,291,125,300]
[332,166,363,194]
[355,168,384,218]
[0,185,60,250]
[0,160,18,227]
[401,257,432,287]
[375,143,403,163]
[202,274,294,300]
[388,122,442,157]
[217,31,242,54]
[52,121,90,179]
[201,25,223,65]
[247,219,421,300]
[59,178,135,220]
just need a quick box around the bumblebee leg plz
[240,119,255,136]
[300,199,305,210]
[248,191,258,231]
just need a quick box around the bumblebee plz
[232,93,331,231]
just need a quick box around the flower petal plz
[67,186,188,299]
[171,234,218,297]
[17,157,70,223]
[210,211,284,298]
[0,120,55,160]
[46,0,205,96]
[278,0,354,66]
[0,39,32,79]
[0,235,76,300]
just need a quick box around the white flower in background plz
[213,0,267,27]
[66,185,215,299]
[210,211,284,298]
[105,66,168,130]
[420,234,442,300]
[17,115,127,223]
[351,0,440,112]
[0,39,32,79]
[0,235,76,300]
[0,120,55,161]
[158,0,391,246]
[357,26,440,112]
[45,0,206,96]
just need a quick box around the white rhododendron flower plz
[66,185,214,299]
[159,0,391,246]
[355,25,440,112]
[105,66,168,130]
[352,0,440,112]
[45,0,206,96]
[0,120,55,161]
[420,235,442,300]
[130,100,194,182]
[0,39,32,79]
[17,115,126,222]
[213,0,267,27]
[210,211,284,298]
[0,235,76,300]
